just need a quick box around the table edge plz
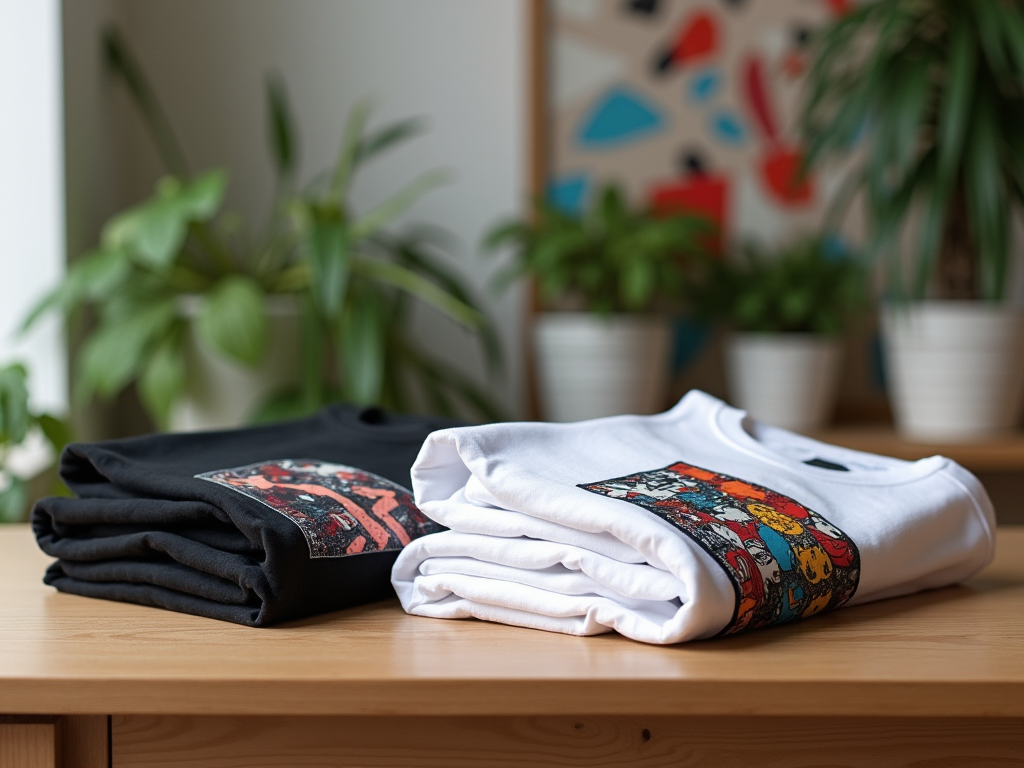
[3,678,1022,718]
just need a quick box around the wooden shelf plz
[811,425,1024,472]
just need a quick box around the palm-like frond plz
[801,0,1024,301]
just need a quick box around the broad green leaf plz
[138,329,186,429]
[76,298,177,401]
[76,247,133,301]
[0,363,30,445]
[338,288,385,406]
[178,169,227,220]
[22,246,134,333]
[102,172,226,270]
[35,414,73,456]
[196,276,268,366]
[0,477,28,523]
[104,196,187,270]
[304,206,351,319]
[621,258,654,310]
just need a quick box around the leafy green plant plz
[483,185,710,314]
[693,237,865,335]
[26,29,502,428]
[801,0,1024,301]
[0,364,72,523]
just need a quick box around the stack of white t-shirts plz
[392,390,995,644]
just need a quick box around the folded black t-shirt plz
[32,405,458,626]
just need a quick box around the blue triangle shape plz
[548,174,589,216]
[578,86,665,148]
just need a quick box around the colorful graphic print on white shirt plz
[580,460,860,635]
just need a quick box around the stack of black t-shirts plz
[32,405,458,626]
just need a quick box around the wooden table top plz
[1,524,1022,718]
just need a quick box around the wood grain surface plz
[2,525,1023,718]
[61,717,107,768]
[112,715,1024,768]
[0,723,57,768]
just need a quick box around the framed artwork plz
[533,0,856,247]
[526,0,882,418]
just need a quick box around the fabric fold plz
[34,405,457,626]
[393,390,996,644]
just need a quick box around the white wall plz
[105,0,529,417]
[0,0,67,412]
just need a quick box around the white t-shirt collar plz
[679,390,949,487]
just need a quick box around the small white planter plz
[170,296,301,432]
[533,313,672,422]
[726,333,842,432]
[881,302,1024,442]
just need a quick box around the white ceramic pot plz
[881,302,1024,442]
[533,313,672,422]
[170,295,301,432]
[726,333,842,432]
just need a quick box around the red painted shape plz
[761,149,813,206]
[346,535,367,555]
[783,52,806,78]
[672,10,719,65]
[649,174,729,255]
[743,55,779,145]
[354,485,412,546]
[826,0,852,17]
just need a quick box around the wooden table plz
[1,524,1022,767]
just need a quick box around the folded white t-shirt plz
[392,391,995,644]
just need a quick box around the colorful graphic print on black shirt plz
[198,459,443,558]
[579,461,860,635]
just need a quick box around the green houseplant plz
[0,364,71,523]
[694,237,864,431]
[485,185,709,421]
[801,0,1024,439]
[27,30,501,431]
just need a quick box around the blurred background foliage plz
[0,364,71,523]
[801,0,1024,302]
[692,237,865,336]
[27,29,503,430]
[484,185,711,315]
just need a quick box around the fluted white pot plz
[170,296,301,432]
[726,333,842,432]
[881,302,1024,442]
[533,313,672,422]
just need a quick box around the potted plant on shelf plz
[485,185,709,422]
[0,363,71,523]
[26,30,502,432]
[693,237,865,432]
[802,1,1024,441]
